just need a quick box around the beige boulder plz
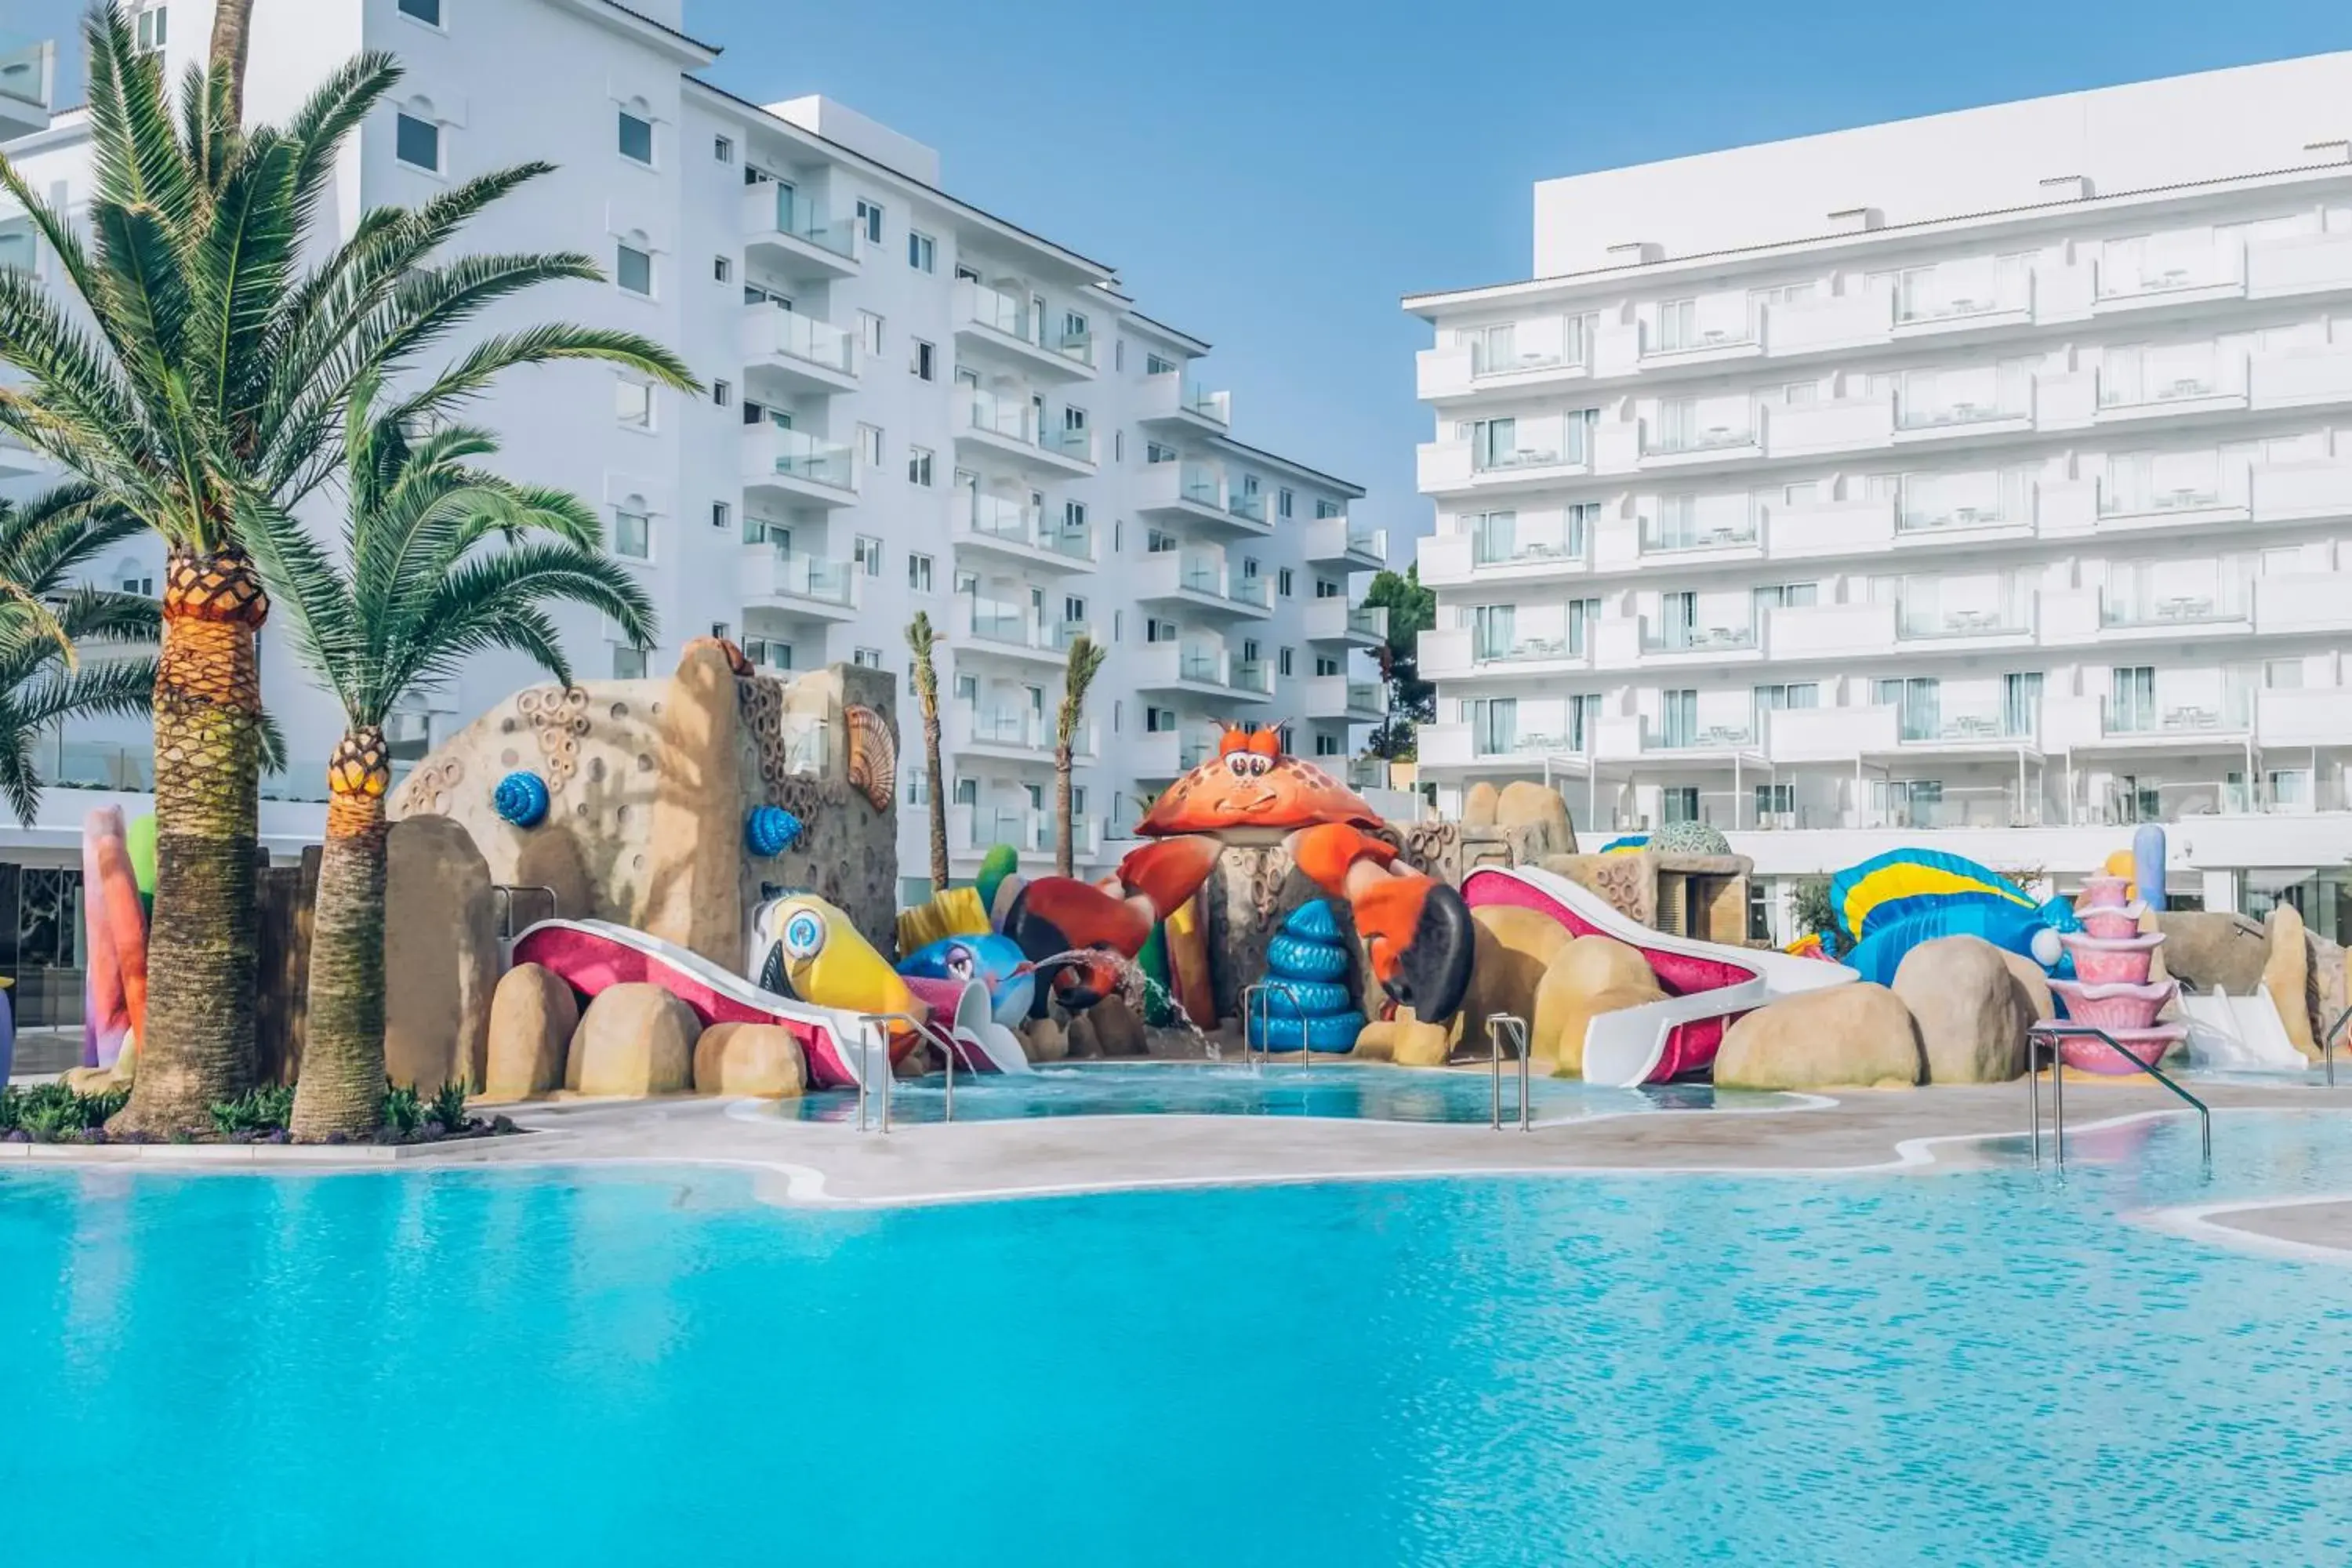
[2263,906,2317,1058]
[1998,948,2056,1024]
[692,1022,806,1098]
[482,963,579,1101]
[1531,936,1667,1077]
[566,983,697,1096]
[1892,936,2034,1084]
[1352,1007,1453,1067]
[1461,904,1577,1031]
[1715,983,1924,1091]
[1090,996,1148,1058]
[1027,1014,1073,1063]
[1461,781,1500,828]
[383,815,497,1092]
[1495,781,1576,855]
[642,641,746,967]
[2154,911,2268,996]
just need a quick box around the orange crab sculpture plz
[1003,727,1475,1023]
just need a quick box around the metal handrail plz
[1486,1013,1530,1132]
[2027,1022,2211,1166]
[490,884,561,942]
[2325,1004,2349,1089]
[1241,981,1309,1071]
[855,1011,958,1131]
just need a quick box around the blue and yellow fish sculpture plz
[1828,848,2080,986]
[898,934,1035,1029]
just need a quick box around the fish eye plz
[782,909,826,960]
[946,945,975,978]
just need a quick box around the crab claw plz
[1352,873,1475,1022]
[999,877,1152,1013]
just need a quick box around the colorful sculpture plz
[743,804,804,858]
[753,893,924,1061]
[493,770,550,828]
[78,807,147,1071]
[1247,900,1364,1053]
[1828,848,2078,987]
[1000,728,1475,1022]
[898,933,1035,1029]
[2049,874,2183,1071]
[2132,825,2168,912]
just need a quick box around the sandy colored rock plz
[1090,996,1147,1058]
[383,815,497,1092]
[1461,782,1500,828]
[1461,904,1577,1031]
[644,641,747,967]
[513,826,598,921]
[2154,910,2268,996]
[1893,936,2033,1085]
[1354,1007,1452,1068]
[1531,935,1667,1076]
[1026,1014,1072,1064]
[1494,781,1576,856]
[483,963,578,1101]
[1715,983,1924,1091]
[566,982,697,1096]
[1998,948,2056,1023]
[2263,906,2317,1058]
[692,1022,806,1098]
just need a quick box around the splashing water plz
[1031,947,1221,1061]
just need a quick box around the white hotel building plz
[1407,53,2352,943]
[0,0,1392,973]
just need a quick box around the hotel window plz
[908,553,935,593]
[1146,528,1178,554]
[911,339,935,380]
[711,501,731,532]
[908,445,934,486]
[615,241,652,296]
[1145,441,1178,464]
[908,230,936,272]
[1653,298,1697,351]
[855,534,884,576]
[1277,568,1294,597]
[853,648,884,670]
[397,0,442,23]
[1278,648,1294,677]
[1065,595,1087,626]
[856,199,884,245]
[1661,786,1700,826]
[612,506,650,560]
[713,135,733,162]
[1315,579,1340,598]
[1145,706,1176,733]
[1316,499,1343,518]
[1145,619,1177,643]
[1278,488,1294,520]
[713,255,733,284]
[858,310,884,354]
[1315,655,1341,677]
[394,111,441,172]
[711,379,731,407]
[857,423,884,466]
[617,108,655,165]
[133,5,167,53]
[612,644,648,680]
[1145,353,1177,376]
[614,379,653,430]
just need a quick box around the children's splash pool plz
[5,1112,2350,1566]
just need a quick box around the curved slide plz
[1462,866,1855,1087]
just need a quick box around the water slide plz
[1461,865,1856,1087]
[2180,986,2307,1073]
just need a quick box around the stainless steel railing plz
[2325,1004,2348,1089]
[1240,981,1309,1071]
[854,1011,958,1131]
[2027,1022,2211,1167]
[1485,1013,1530,1132]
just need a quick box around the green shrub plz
[0,1081,128,1138]
[207,1083,295,1136]
[427,1080,469,1132]
[380,1080,424,1134]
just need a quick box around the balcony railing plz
[1231,660,1271,695]
[1185,387,1229,423]
[751,307,855,374]
[757,186,859,260]
[1178,647,1222,684]
[959,280,1029,339]
[1640,520,1757,553]
[1640,621,1758,654]
[1646,724,1756,751]
[1472,445,1577,473]
[756,427,855,489]
[2100,485,2227,517]
[2103,702,2252,737]
[1893,397,2026,431]
[1228,491,1267,523]
[1472,634,1586,664]
[1474,528,1588,566]
[1642,423,1757,457]
[743,528,857,607]
[2100,591,2247,628]
[1472,730,1581,758]
[1895,500,2014,535]
[2097,368,2242,408]
[1896,603,2031,639]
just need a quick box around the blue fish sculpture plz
[898,934,1036,1029]
[1829,848,2081,987]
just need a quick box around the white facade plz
[1407,53,2352,939]
[0,0,1388,902]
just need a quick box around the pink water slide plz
[1461,865,1854,1087]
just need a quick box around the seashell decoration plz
[844,704,896,814]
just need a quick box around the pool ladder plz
[2025,1022,2210,1170]
[1486,1013,1531,1133]
[1240,981,1311,1071]
[855,1011,958,1132]
[2325,1004,2349,1088]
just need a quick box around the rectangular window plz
[857,424,884,466]
[911,339,935,380]
[713,256,731,283]
[615,242,652,296]
[394,113,440,172]
[908,230,936,272]
[1278,648,1294,677]
[711,379,731,407]
[612,644,648,680]
[1279,488,1295,520]
[1277,568,1294,597]
[1315,579,1340,598]
[713,135,733,162]
[1316,499,1343,519]
[854,535,884,577]
[1145,619,1177,644]
[614,379,652,429]
[1315,655,1341,677]
[1065,595,1088,626]
[1145,441,1178,464]
[907,445,934,486]
[856,199,883,245]
[1145,706,1176,732]
[134,5,168,52]
[853,648,884,670]
[617,110,654,165]
[908,553,935,593]
[858,310,884,355]
[1146,353,1177,376]
[613,510,650,560]
[397,0,442,23]
[711,501,731,532]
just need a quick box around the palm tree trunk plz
[209,0,256,127]
[113,546,267,1136]
[290,725,390,1140]
[922,695,948,892]
[1054,746,1074,877]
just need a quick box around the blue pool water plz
[6,1112,2352,1565]
[786,1060,1734,1125]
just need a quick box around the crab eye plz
[781,909,826,961]
[1227,754,1250,777]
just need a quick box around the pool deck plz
[10,1070,2350,1250]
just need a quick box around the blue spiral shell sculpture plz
[1247,898,1365,1054]
[492,770,550,829]
[743,804,804,858]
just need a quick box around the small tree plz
[1363,564,1436,760]
[904,612,948,894]
[1055,633,1105,877]
[1790,875,1839,949]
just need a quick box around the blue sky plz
[20,1,2352,549]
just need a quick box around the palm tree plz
[0,485,159,823]
[1054,633,1105,877]
[209,0,256,128]
[243,395,657,1139]
[0,8,694,1133]
[904,612,949,895]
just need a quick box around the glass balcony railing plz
[2100,591,2246,628]
[776,553,855,606]
[1179,467,1223,508]
[1343,681,1381,712]
[757,307,855,374]
[2103,702,2250,737]
[1040,425,1095,463]
[2098,371,2238,408]
[1054,330,1095,368]
[1178,648,1222,684]
[965,710,1043,748]
[761,187,858,260]
[1640,520,1757,553]
[758,427,855,490]
[1348,605,1388,638]
[1640,622,1757,654]
[1185,387,1230,423]
[1227,491,1267,524]
[1898,710,2030,743]
[1647,724,1756,751]
[1475,528,1588,565]
[963,493,1044,545]
[1642,424,1755,456]
[960,281,1029,339]
[1231,660,1271,695]
[1896,501,2012,534]
[1896,603,2029,638]
[967,393,1033,441]
[1472,634,1586,664]
[1893,397,2024,431]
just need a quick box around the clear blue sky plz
[20,0,2352,550]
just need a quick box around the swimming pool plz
[783,1059,1734,1125]
[5,1112,2350,1565]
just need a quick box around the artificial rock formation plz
[482,962,578,1100]
[1461,782,1501,828]
[2263,906,2317,1058]
[1714,983,1925,1091]
[1090,995,1148,1058]
[692,1022,806,1098]
[1027,1014,1073,1063]
[1891,935,2034,1084]
[1458,904,1577,1040]
[1531,935,1665,1077]
[1494,782,1577,856]
[2154,911,2269,996]
[566,983,697,1096]
[1352,1006,1453,1068]
[1998,947,2057,1025]
[383,815,497,1092]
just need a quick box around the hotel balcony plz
[1635,319,1763,372]
[739,182,860,278]
[738,532,860,622]
[1635,618,1762,666]
[1134,460,1271,538]
[1302,598,1386,647]
[955,391,1098,477]
[1135,550,1274,621]
[2256,686,2352,748]
[1635,416,1763,473]
[1132,643,1273,704]
[1416,723,1595,775]
[951,279,1097,381]
[955,601,1085,667]
[1889,390,2035,448]
[951,492,1094,572]
[1417,525,1592,587]
[741,421,858,507]
[1890,595,2037,652]
[1416,437,1595,496]
[949,804,1103,866]
[1636,506,1761,563]
[1301,677,1385,723]
[1415,328,1595,404]
[1766,705,2043,766]
[1420,626,1592,681]
[2254,571,2352,636]
[737,304,858,395]
[1136,370,1231,432]
[948,706,1096,764]
[2042,695,2252,753]
[1132,728,1220,783]
[1303,516,1385,569]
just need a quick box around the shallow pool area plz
[784,1059,1736,1126]
[6,1111,2352,1566]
